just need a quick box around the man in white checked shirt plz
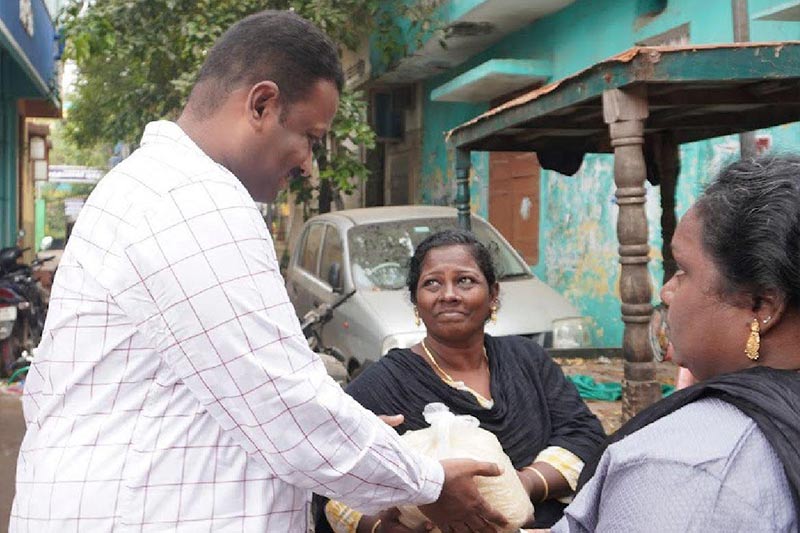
[11,10,508,533]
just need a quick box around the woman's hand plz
[363,508,432,532]
[517,469,536,497]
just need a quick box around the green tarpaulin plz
[568,374,675,401]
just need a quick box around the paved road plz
[0,395,24,533]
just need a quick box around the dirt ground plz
[555,356,679,434]
[0,357,677,529]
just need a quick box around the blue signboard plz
[0,0,58,98]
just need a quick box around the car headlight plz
[552,317,591,349]
[381,331,426,355]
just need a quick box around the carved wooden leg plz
[603,87,661,421]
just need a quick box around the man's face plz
[240,79,339,202]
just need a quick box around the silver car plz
[285,206,590,375]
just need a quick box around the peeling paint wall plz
[530,125,800,348]
[418,95,489,208]
[406,0,800,346]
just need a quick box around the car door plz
[286,222,325,317]
[315,224,355,357]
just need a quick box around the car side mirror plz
[327,262,342,293]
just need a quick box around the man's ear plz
[246,81,280,126]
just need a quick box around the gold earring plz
[745,318,760,361]
[414,306,421,327]
[490,304,498,324]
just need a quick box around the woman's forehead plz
[672,208,702,255]
[422,245,478,267]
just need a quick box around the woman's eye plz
[423,279,440,287]
[458,277,476,285]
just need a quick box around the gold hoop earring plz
[745,318,760,361]
[414,306,421,327]
[490,304,498,324]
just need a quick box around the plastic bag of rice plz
[398,403,534,532]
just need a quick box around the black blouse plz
[330,334,606,528]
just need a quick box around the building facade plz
[0,0,61,253]
[352,0,800,346]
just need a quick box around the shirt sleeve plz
[533,446,584,491]
[103,182,443,514]
[325,499,363,533]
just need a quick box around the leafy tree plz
[61,0,439,216]
[40,182,97,240]
[45,119,111,169]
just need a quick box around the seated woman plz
[320,229,605,532]
[553,154,800,532]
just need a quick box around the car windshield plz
[347,217,531,290]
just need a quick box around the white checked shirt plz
[11,121,443,532]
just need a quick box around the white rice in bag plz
[398,403,534,532]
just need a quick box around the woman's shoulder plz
[609,397,769,467]
[348,348,416,383]
[562,398,795,532]
[486,334,548,360]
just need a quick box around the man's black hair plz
[190,10,343,114]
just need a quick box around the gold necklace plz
[421,339,492,407]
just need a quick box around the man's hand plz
[419,458,508,532]
[378,414,405,427]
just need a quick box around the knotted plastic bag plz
[398,403,534,532]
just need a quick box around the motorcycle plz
[0,246,53,375]
[299,291,354,387]
[0,282,25,377]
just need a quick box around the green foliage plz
[40,182,97,239]
[373,0,446,72]
[61,0,439,215]
[46,120,110,169]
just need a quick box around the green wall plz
[0,51,19,248]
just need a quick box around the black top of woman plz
[346,334,605,528]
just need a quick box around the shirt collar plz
[138,120,248,193]
[139,120,206,156]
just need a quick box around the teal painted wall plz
[0,51,19,248]
[399,0,800,346]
